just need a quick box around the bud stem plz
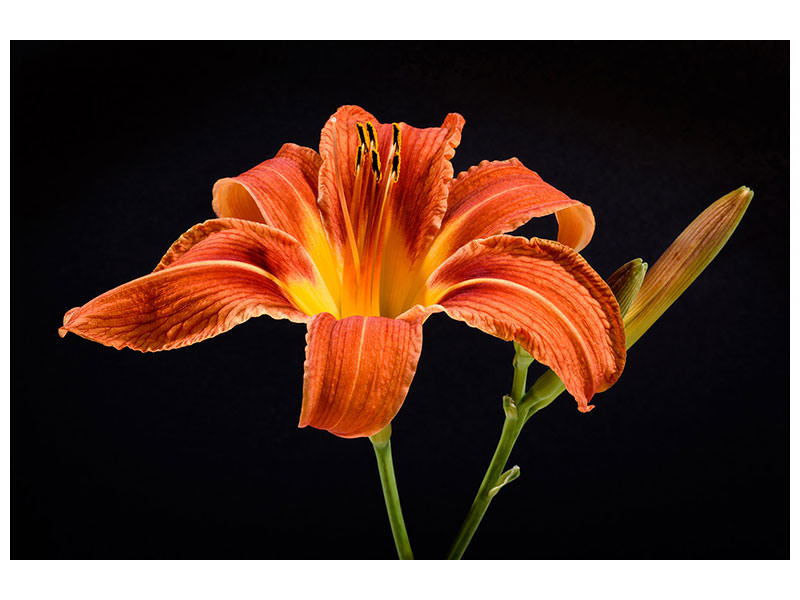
[446,345,531,559]
[446,403,526,559]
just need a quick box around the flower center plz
[339,121,402,318]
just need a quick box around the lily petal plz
[388,112,465,263]
[60,223,335,351]
[299,313,423,438]
[426,159,595,270]
[420,235,626,411]
[212,144,339,294]
[377,113,465,318]
[316,105,379,257]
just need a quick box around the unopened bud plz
[607,258,648,318]
[624,186,752,348]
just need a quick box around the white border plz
[4,560,800,599]
[3,2,796,598]
[2,1,796,40]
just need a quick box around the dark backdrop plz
[12,42,788,559]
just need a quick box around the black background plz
[12,42,787,559]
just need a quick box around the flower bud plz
[624,186,753,348]
[606,258,648,318]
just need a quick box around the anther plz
[391,153,400,182]
[371,149,382,183]
[392,123,401,150]
[356,122,367,147]
[366,122,377,147]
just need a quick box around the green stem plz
[511,342,533,402]
[446,407,525,559]
[511,361,529,402]
[370,426,414,560]
[447,344,534,560]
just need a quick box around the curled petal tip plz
[59,307,80,338]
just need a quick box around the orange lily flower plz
[60,105,626,438]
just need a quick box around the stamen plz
[343,120,404,316]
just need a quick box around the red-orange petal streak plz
[211,144,339,294]
[60,222,337,351]
[155,219,311,280]
[153,219,338,316]
[388,112,464,263]
[299,313,423,438]
[424,235,625,411]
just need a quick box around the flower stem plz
[370,425,414,560]
[511,342,534,402]
[446,406,525,559]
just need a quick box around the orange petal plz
[60,224,334,351]
[316,105,378,257]
[211,144,340,294]
[423,235,626,411]
[318,105,464,265]
[428,158,595,267]
[388,112,465,263]
[299,313,423,438]
[60,261,307,351]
